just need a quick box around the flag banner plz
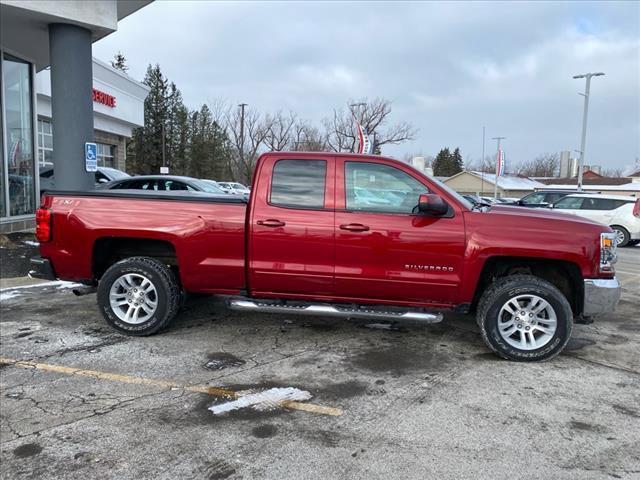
[357,122,372,154]
[496,149,506,177]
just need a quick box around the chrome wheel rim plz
[614,229,625,246]
[109,273,158,324]
[497,294,557,351]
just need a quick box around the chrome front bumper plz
[583,278,621,316]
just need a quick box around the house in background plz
[443,171,544,199]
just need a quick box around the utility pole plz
[573,72,604,191]
[161,123,166,172]
[492,136,505,200]
[238,103,247,160]
[480,126,485,196]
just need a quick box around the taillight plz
[36,208,52,242]
[633,199,640,217]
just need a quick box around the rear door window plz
[554,197,584,209]
[581,198,629,210]
[270,159,327,208]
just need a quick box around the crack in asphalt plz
[563,352,640,376]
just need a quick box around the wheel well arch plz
[92,237,178,281]
[471,256,584,316]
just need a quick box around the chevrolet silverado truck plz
[31,152,621,361]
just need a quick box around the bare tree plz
[466,155,494,173]
[601,168,623,178]
[515,153,559,177]
[263,111,297,151]
[323,98,416,153]
[291,121,328,151]
[225,105,273,184]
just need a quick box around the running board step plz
[228,299,443,323]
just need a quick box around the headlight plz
[600,232,617,273]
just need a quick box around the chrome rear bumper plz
[583,278,621,316]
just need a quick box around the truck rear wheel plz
[477,274,573,361]
[97,256,181,336]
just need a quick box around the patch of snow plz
[470,171,545,190]
[23,240,39,247]
[0,281,83,302]
[0,291,21,301]
[365,323,395,330]
[208,387,312,415]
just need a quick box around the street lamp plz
[492,136,505,200]
[573,72,605,191]
[349,102,366,122]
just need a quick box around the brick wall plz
[0,218,35,234]
[94,129,127,172]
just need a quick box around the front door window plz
[345,161,428,214]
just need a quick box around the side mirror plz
[98,178,109,184]
[418,193,448,216]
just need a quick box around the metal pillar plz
[492,136,505,200]
[573,72,604,191]
[49,23,94,191]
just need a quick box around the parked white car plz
[552,194,640,247]
[217,182,250,195]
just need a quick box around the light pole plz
[238,103,247,164]
[492,136,505,200]
[349,102,366,122]
[573,72,604,191]
[480,126,485,195]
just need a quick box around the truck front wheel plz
[477,274,573,361]
[97,257,181,336]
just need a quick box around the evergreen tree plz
[127,64,171,174]
[111,52,129,73]
[432,148,451,176]
[432,147,464,177]
[451,147,464,175]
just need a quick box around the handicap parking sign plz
[85,142,98,172]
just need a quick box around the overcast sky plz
[94,1,640,171]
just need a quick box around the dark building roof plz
[538,175,631,186]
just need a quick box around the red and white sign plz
[356,122,372,154]
[92,88,116,108]
[496,149,506,177]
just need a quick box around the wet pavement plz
[0,248,639,479]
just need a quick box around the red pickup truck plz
[31,152,621,361]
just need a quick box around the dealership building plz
[0,0,151,233]
[35,57,149,172]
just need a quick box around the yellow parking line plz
[0,357,342,417]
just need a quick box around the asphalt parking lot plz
[1,248,639,480]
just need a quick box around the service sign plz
[85,142,98,172]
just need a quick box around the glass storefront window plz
[37,118,53,167]
[97,142,114,168]
[3,53,35,217]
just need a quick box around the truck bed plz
[39,190,248,294]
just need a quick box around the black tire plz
[611,225,630,247]
[477,274,573,361]
[97,256,181,336]
[628,240,640,246]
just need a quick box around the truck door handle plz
[257,219,286,227]
[340,223,370,232]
